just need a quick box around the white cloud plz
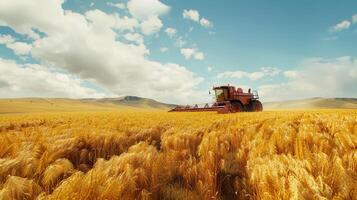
[7,42,32,55]
[283,70,299,79]
[125,0,169,35]
[124,32,144,44]
[180,48,195,59]
[86,9,139,35]
[90,2,94,7]
[200,17,212,28]
[218,67,280,81]
[183,9,200,22]
[259,56,357,101]
[0,58,108,98]
[0,0,66,39]
[0,34,14,43]
[127,0,170,20]
[163,29,187,49]
[107,2,126,10]
[352,14,357,24]
[194,52,204,60]
[180,48,204,60]
[159,47,168,52]
[0,34,31,55]
[140,15,163,35]
[0,0,204,104]
[183,9,213,28]
[207,66,212,72]
[330,20,351,32]
[165,27,177,38]
[114,16,140,32]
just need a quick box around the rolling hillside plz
[81,96,176,109]
[0,96,175,114]
[1,97,356,114]
[264,98,357,109]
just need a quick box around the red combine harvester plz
[169,85,263,113]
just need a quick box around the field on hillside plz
[0,98,172,114]
[0,110,357,200]
[0,99,121,114]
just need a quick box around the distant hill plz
[1,96,356,114]
[0,96,176,114]
[81,96,176,110]
[264,98,357,110]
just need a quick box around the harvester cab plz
[169,85,263,113]
[213,86,229,102]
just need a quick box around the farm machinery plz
[169,85,263,113]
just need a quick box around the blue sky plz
[0,0,356,103]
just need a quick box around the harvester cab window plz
[215,88,228,101]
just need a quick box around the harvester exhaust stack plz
[169,85,263,114]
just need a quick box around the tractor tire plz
[231,101,244,112]
[249,100,263,112]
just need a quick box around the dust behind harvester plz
[169,85,263,113]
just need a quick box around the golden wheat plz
[0,110,356,199]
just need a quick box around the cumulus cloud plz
[140,15,163,35]
[200,18,213,28]
[107,2,126,10]
[165,27,177,38]
[0,0,66,39]
[328,14,357,33]
[163,29,187,48]
[180,48,195,59]
[180,48,204,60]
[127,0,170,20]
[282,70,299,79]
[124,32,144,44]
[217,67,280,81]
[7,42,32,55]
[162,27,190,53]
[330,20,351,32]
[183,9,213,28]
[183,9,200,22]
[259,56,357,101]
[85,9,140,35]
[114,16,140,32]
[0,58,108,98]
[0,34,31,55]
[194,52,204,60]
[0,34,14,43]
[0,0,204,104]
[125,0,169,35]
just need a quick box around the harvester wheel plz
[231,101,244,112]
[250,100,263,112]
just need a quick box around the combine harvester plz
[169,85,263,114]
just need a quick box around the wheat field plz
[0,110,356,200]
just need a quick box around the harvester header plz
[169,85,263,114]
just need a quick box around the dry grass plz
[0,110,356,199]
[0,98,135,114]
